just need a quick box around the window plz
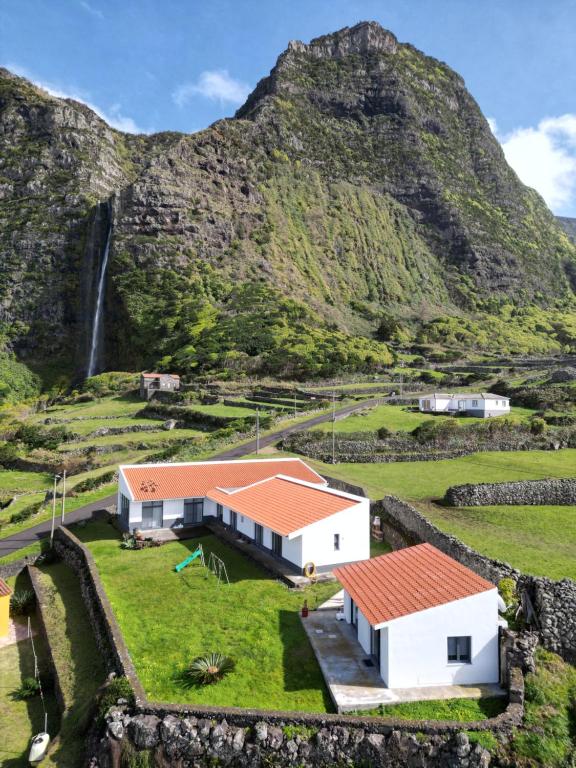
[184,498,203,524]
[254,524,263,546]
[120,494,130,519]
[447,636,471,663]
[334,533,340,551]
[142,500,163,529]
[216,503,223,521]
[472,400,478,407]
[422,399,431,410]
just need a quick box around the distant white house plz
[334,544,503,689]
[117,458,369,572]
[419,393,510,418]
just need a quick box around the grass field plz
[313,404,536,434]
[355,696,506,721]
[28,394,144,421]
[60,426,205,450]
[420,502,576,580]
[77,521,337,712]
[305,448,576,501]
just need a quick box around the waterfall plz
[87,204,112,378]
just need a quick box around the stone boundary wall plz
[51,526,146,700]
[49,525,528,768]
[445,478,576,507]
[374,496,576,663]
[322,474,366,497]
[0,551,41,580]
[27,564,66,711]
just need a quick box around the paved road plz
[0,396,394,558]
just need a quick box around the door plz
[231,511,238,531]
[184,498,203,525]
[458,400,466,411]
[254,524,263,546]
[216,503,223,522]
[350,598,358,634]
[370,626,381,662]
[271,532,282,557]
[141,500,163,530]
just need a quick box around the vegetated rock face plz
[549,367,576,383]
[558,215,576,244]
[2,21,576,383]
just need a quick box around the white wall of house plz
[419,396,453,413]
[342,588,499,688]
[357,608,371,655]
[460,398,510,416]
[299,499,370,568]
[381,589,499,688]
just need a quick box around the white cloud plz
[173,69,250,107]
[79,1,104,20]
[490,114,576,214]
[3,63,144,134]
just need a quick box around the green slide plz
[174,547,202,573]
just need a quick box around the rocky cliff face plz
[1,22,576,387]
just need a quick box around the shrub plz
[72,470,116,494]
[13,677,40,700]
[0,441,19,468]
[529,416,547,435]
[8,501,43,526]
[97,676,135,724]
[10,589,36,615]
[184,653,235,686]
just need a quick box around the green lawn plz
[305,448,576,501]
[0,469,52,493]
[60,426,205,450]
[421,502,576,580]
[354,696,506,721]
[313,404,536,434]
[76,521,337,712]
[0,614,60,767]
[29,394,143,421]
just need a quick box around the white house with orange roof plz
[334,544,502,689]
[118,458,369,572]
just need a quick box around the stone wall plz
[445,477,576,507]
[321,474,366,497]
[374,496,576,663]
[0,551,41,580]
[52,526,146,700]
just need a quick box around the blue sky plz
[1,0,576,215]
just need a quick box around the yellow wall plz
[0,593,10,637]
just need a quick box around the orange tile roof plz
[207,475,359,536]
[141,372,180,379]
[0,578,12,597]
[334,544,494,626]
[122,459,325,502]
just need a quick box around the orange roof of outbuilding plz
[141,372,180,379]
[0,578,12,597]
[121,459,325,502]
[334,543,495,626]
[207,475,360,536]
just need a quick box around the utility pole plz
[294,390,297,418]
[50,473,61,545]
[256,408,260,455]
[399,362,404,398]
[61,469,66,526]
[331,390,336,464]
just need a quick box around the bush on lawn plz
[10,589,36,616]
[184,653,235,686]
[7,501,44,526]
[12,677,41,700]
[72,470,117,495]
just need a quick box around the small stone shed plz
[139,373,180,400]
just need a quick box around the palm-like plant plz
[186,653,235,685]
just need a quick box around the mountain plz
[558,217,576,244]
[1,22,575,395]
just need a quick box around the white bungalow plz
[117,458,369,572]
[419,393,510,418]
[334,544,502,689]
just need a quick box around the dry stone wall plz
[445,477,576,506]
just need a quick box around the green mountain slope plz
[1,21,575,393]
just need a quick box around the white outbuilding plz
[117,458,369,572]
[419,393,510,418]
[334,544,502,689]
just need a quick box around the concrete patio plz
[302,592,506,713]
